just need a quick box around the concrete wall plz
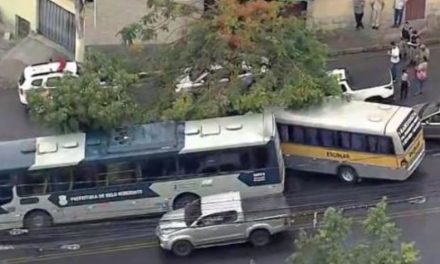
[83,0,203,46]
[0,0,38,34]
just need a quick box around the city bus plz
[273,98,425,183]
[0,112,284,230]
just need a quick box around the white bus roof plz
[273,99,411,135]
[181,112,275,153]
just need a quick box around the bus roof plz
[0,113,274,171]
[273,99,404,134]
[181,112,274,153]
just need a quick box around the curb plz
[329,37,440,56]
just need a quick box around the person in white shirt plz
[388,41,400,81]
[393,0,407,27]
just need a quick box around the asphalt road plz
[1,48,440,263]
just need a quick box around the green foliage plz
[123,0,341,122]
[288,198,420,264]
[27,52,142,133]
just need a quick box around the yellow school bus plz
[273,98,425,183]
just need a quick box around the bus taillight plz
[400,160,408,169]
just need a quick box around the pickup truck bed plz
[241,194,290,222]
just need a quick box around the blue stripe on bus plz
[47,183,160,207]
[238,168,281,186]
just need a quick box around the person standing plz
[419,44,430,61]
[408,29,420,66]
[400,68,409,100]
[370,0,385,29]
[393,0,407,27]
[388,41,400,82]
[414,56,428,95]
[400,21,411,58]
[354,0,365,29]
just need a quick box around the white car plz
[328,68,395,103]
[175,60,269,93]
[17,61,79,106]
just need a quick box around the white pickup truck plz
[328,68,395,103]
[156,191,292,256]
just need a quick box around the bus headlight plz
[401,160,408,169]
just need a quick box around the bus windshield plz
[184,199,201,226]
[0,174,13,206]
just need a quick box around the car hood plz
[158,208,187,232]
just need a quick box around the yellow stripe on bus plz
[281,131,425,169]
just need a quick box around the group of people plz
[353,0,407,30]
[389,22,429,101]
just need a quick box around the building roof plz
[181,112,274,153]
[273,98,403,134]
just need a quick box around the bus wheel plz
[173,193,199,210]
[337,166,358,184]
[172,240,193,257]
[23,210,53,230]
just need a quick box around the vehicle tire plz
[172,240,193,257]
[337,166,359,184]
[173,193,199,210]
[23,211,53,230]
[249,229,271,247]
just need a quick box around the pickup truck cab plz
[328,68,395,103]
[156,191,291,256]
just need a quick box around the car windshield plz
[184,199,202,226]
[422,103,440,117]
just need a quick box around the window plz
[45,77,61,87]
[320,129,337,147]
[17,170,49,196]
[431,113,440,123]
[340,84,347,92]
[178,153,203,175]
[277,124,289,142]
[0,173,13,205]
[197,211,238,226]
[49,168,73,192]
[378,137,395,154]
[105,162,138,186]
[217,149,251,172]
[305,127,319,146]
[73,164,106,190]
[290,125,305,143]
[351,133,367,152]
[249,146,270,169]
[140,155,177,180]
[30,79,43,87]
[367,135,379,153]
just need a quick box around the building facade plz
[0,0,202,61]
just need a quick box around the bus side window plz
[351,133,367,152]
[74,165,106,190]
[17,171,49,196]
[250,146,269,169]
[320,129,336,147]
[277,124,289,142]
[378,137,395,154]
[0,173,13,205]
[141,155,177,180]
[50,168,73,192]
[289,126,305,143]
[304,127,319,146]
[106,162,137,186]
[217,150,248,172]
[367,136,379,153]
[339,132,351,149]
[178,153,202,176]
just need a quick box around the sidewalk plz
[323,23,440,56]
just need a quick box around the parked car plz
[17,60,79,106]
[413,101,440,139]
[328,68,395,103]
[156,191,292,257]
[175,59,269,93]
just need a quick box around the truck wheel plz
[337,166,358,184]
[249,229,271,247]
[173,193,199,210]
[172,240,193,257]
[23,210,53,230]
